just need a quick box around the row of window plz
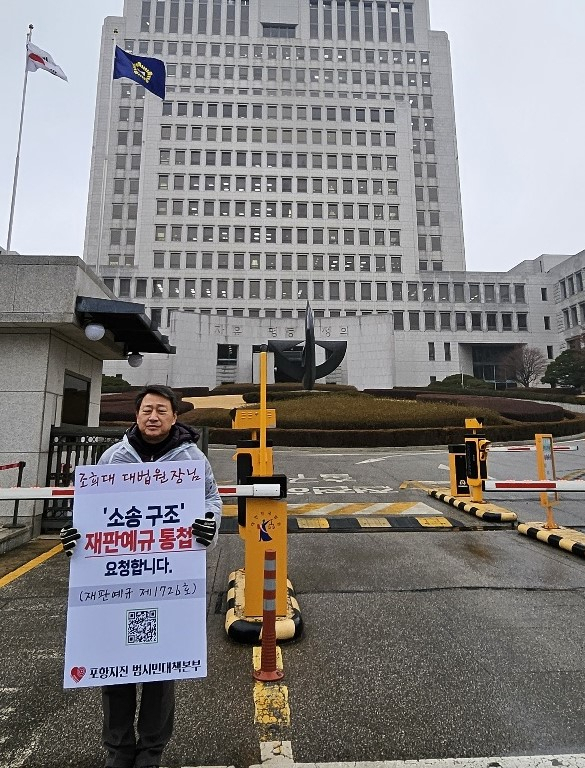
[563,304,585,329]
[122,302,532,336]
[141,0,249,38]
[137,307,543,332]
[158,149,406,172]
[163,63,432,89]
[103,273,527,305]
[158,100,397,123]
[154,252,403,271]
[398,312,528,333]
[148,224,403,246]
[152,200,402,221]
[155,173,402,195]
[158,125,400,147]
[559,272,585,299]
[309,1,414,45]
[428,342,555,366]
[125,38,430,67]
[164,85,407,102]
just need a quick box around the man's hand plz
[60,525,81,557]
[191,512,217,547]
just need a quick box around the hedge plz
[209,382,358,396]
[365,386,585,406]
[202,416,585,448]
[100,398,194,422]
[416,393,565,422]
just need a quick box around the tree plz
[541,349,585,390]
[500,346,548,387]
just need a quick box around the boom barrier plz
[488,445,578,453]
[484,479,585,493]
[0,484,282,502]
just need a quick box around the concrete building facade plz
[83,0,583,389]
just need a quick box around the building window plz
[428,342,435,361]
[455,312,466,330]
[514,284,526,303]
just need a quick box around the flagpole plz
[6,24,34,253]
[95,27,118,273]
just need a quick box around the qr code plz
[126,609,158,645]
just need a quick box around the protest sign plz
[63,460,207,689]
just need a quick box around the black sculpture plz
[267,303,347,390]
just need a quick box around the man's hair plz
[135,384,179,414]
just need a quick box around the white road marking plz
[183,751,585,768]
[356,450,445,465]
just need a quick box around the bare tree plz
[501,346,548,387]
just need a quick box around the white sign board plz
[63,461,207,689]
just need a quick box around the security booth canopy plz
[75,296,175,355]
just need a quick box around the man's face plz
[136,393,177,444]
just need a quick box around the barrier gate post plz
[464,418,490,504]
[226,347,302,642]
[535,433,559,529]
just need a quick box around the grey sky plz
[1,0,584,271]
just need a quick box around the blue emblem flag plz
[113,46,166,99]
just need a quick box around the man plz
[60,384,222,768]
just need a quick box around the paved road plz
[2,442,585,768]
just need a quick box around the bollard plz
[253,550,284,681]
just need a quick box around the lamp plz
[128,352,143,368]
[84,322,106,341]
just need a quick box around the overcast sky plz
[1,0,584,271]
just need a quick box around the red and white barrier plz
[0,462,24,471]
[0,484,282,501]
[488,445,578,453]
[484,479,585,493]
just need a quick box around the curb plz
[517,523,585,557]
[225,569,303,644]
[427,490,517,523]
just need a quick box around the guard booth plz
[0,254,174,547]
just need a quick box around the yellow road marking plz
[416,516,452,528]
[289,502,333,513]
[252,647,290,726]
[0,544,62,590]
[253,682,290,726]
[296,518,330,529]
[357,517,392,528]
[224,501,436,518]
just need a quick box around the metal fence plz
[42,425,208,532]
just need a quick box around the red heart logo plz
[70,666,86,683]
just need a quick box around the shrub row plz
[365,387,585,405]
[209,382,357,395]
[178,386,210,397]
[203,416,585,448]
[241,389,365,403]
[416,393,565,422]
[100,399,194,422]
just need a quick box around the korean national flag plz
[113,46,166,99]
